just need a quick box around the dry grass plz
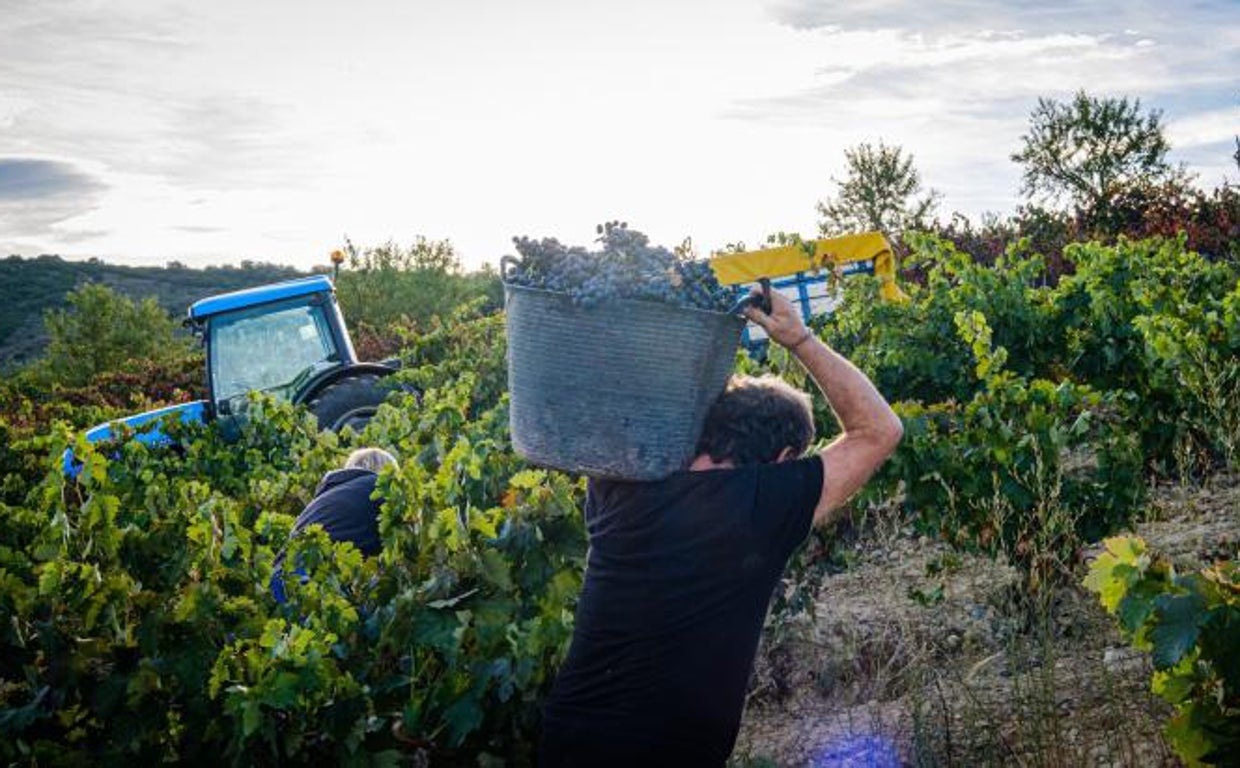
[730,473,1240,767]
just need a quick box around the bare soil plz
[732,473,1239,767]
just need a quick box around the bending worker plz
[539,288,904,766]
[271,447,397,602]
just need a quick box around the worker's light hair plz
[344,448,398,474]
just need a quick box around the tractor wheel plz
[304,373,389,433]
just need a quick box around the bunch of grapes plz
[503,221,735,312]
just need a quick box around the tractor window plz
[209,299,340,407]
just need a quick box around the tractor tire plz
[304,372,390,433]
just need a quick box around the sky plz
[1,0,1237,271]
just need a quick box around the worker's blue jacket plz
[271,468,383,603]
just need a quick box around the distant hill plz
[0,255,308,368]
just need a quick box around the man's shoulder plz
[314,468,378,497]
[584,467,763,530]
[590,465,756,489]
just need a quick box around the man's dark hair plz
[694,374,815,466]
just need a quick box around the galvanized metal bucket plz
[504,284,745,481]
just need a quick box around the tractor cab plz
[188,276,358,421]
[65,275,397,475]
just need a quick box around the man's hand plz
[742,288,810,348]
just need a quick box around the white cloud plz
[0,0,1236,267]
[741,0,1239,220]
[0,94,31,129]
[1167,107,1239,148]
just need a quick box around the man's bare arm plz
[793,338,902,525]
[744,291,903,527]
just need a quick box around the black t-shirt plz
[540,456,825,767]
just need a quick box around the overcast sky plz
[1,0,1236,270]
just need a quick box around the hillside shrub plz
[827,233,1238,475]
[1135,286,1240,471]
[41,283,195,387]
[926,182,1239,283]
[0,354,204,506]
[753,235,1233,593]
[1089,181,1240,263]
[0,256,304,369]
[924,206,1076,280]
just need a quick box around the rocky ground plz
[732,473,1240,767]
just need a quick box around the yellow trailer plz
[709,231,906,349]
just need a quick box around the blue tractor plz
[69,275,398,466]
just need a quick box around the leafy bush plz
[822,233,1057,406]
[1088,181,1240,262]
[0,319,586,766]
[0,255,305,369]
[762,234,1236,590]
[0,355,205,513]
[828,233,1238,474]
[41,282,195,387]
[1048,237,1240,467]
[924,183,1240,286]
[1085,536,1240,766]
[872,310,1143,587]
[0,222,1236,762]
[922,206,1076,281]
[334,238,501,355]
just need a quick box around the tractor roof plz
[188,275,335,320]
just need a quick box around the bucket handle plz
[500,255,521,283]
[729,277,772,316]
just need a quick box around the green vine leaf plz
[1150,592,1207,669]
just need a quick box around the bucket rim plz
[502,281,744,321]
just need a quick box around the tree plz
[42,283,191,386]
[344,235,461,274]
[1012,91,1175,218]
[816,141,939,238]
[333,237,501,343]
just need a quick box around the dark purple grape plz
[502,222,734,312]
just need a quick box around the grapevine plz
[503,221,735,312]
[0,226,1236,764]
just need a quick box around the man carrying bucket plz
[540,288,904,766]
